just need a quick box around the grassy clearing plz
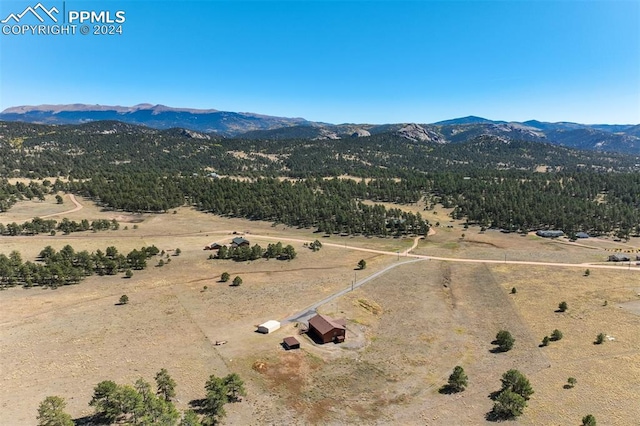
[1,198,638,424]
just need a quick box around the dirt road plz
[41,194,83,218]
[245,233,640,272]
[282,258,425,323]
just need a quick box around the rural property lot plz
[1,195,639,424]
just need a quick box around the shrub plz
[495,330,514,352]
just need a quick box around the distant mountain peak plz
[0,103,311,136]
[0,103,221,115]
[434,116,499,126]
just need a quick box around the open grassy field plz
[1,196,639,424]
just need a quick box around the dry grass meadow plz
[1,194,639,424]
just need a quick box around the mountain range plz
[1,103,639,154]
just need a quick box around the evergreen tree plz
[180,410,202,426]
[36,396,74,426]
[223,373,246,402]
[446,366,468,393]
[491,389,526,419]
[500,369,534,400]
[155,368,177,402]
[203,375,228,425]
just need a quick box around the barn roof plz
[308,314,346,335]
[283,336,299,347]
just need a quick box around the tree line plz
[7,168,640,239]
[0,217,119,236]
[62,169,640,238]
[0,244,158,289]
[213,242,297,262]
[66,174,429,237]
[0,179,59,212]
[433,171,640,237]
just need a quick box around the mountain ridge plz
[1,103,639,154]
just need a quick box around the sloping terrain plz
[2,105,639,154]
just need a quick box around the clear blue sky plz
[1,0,638,124]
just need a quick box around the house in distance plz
[608,254,630,262]
[536,230,564,238]
[307,314,346,344]
[231,237,250,248]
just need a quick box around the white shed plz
[257,320,280,334]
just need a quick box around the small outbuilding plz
[204,242,223,250]
[608,254,630,262]
[257,320,281,334]
[283,336,300,350]
[575,232,590,239]
[308,314,346,344]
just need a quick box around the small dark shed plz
[283,336,300,350]
[308,314,346,344]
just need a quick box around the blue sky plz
[1,0,638,124]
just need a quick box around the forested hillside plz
[1,121,639,178]
[3,120,640,238]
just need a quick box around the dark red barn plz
[308,314,346,344]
